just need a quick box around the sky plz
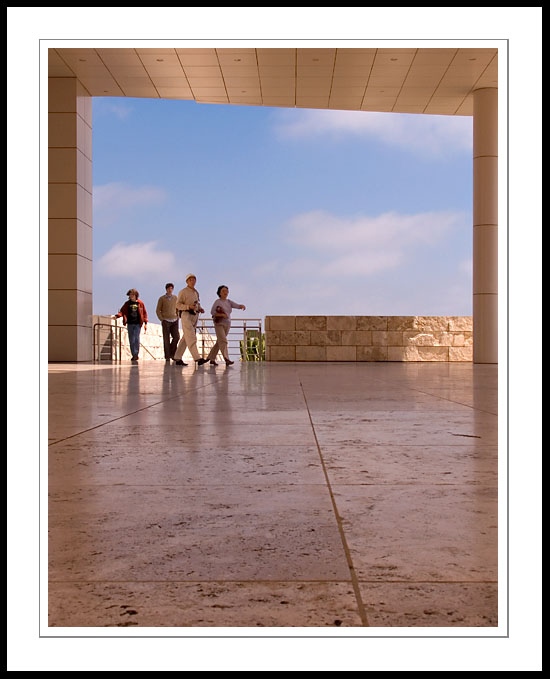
[7,6,542,673]
[93,100,474,321]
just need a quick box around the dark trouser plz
[162,319,180,359]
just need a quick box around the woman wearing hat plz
[172,274,208,367]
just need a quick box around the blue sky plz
[93,100,474,321]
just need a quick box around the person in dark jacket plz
[114,288,148,361]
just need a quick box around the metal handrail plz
[93,322,123,362]
[93,317,264,362]
[197,317,264,361]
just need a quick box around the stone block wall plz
[264,316,473,362]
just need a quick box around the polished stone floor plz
[47,359,499,630]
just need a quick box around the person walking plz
[205,285,246,366]
[114,288,148,362]
[156,282,180,362]
[173,274,209,367]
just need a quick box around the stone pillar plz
[48,77,93,361]
[472,87,498,364]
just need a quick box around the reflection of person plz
[156,282,180,362]
[173,274,208,367]
[114,288,148,362]
[205,285,246,366]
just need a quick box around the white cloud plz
[94,182,167,212]
[272,109,472,156]
[96,242,177,278]
[93,99,134,121]
[283,209,463,257]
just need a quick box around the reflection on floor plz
[47,360,499,631]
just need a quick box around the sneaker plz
[197,358,208,366]
[175,360,188,366]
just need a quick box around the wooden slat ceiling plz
[49,46,498,116]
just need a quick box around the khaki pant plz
[206,321,231,362]
[173,312,201,361]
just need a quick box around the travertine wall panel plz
[265,316,473,362]
[357,316,388,331]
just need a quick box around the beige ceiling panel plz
[256,48,296,66]
[331,76,369,87]
[145,65,186,77]
[260,77,295,90]
[261,86,295,97]
[156,88,194,99]
[138,54,182,67]
[335,49,376,66]
[151,77,191,87]
[332,67,370,80]
[186,78,225,89]
[191,87,228,98]
[115,77,153,88]
[55,49,105,69]
[96,49,142,66]
[435,84,474,96]
[297,66,333,78]
[261,96,296,107]
[182,66,223,78]
[48,54,75,77]
[176,52,220,66]
[450,48,497,68]
[195,95,229,104]
[441,70,485,86]
[425,98,461,115]
[58,64,112,78]
[220,66,260,78]
[77,78,124,97]
[331,85,367,97]
[393,104,428,114]
[107,66,149,78]
[455,100,473,116]
[361,97,396,111]
[404,74,447,87]
[297,81,331,96]
[369,68,409,82]
[216,50,257,66]
[476,65,498,88]
[297,48,336,65]
[395,98,431,109]
[407,61,450,75]
[296,97,329,108]
[120,87,159,98]
[361,103,394,112]
[228,97,263,105]
[334,64,372,80]
[224,77,261,88]
[374,49,416,61]
[364,86,401,96]
[258,65,295,77]
[398,87,436,99]
[216,48,256,55]
[227,87,261,98]
[412,48,457,64]
[135,47,178,55]
[50,46,494,117]
[328,97,363,110]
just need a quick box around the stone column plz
[48,77,93,361]
[472,87,498,364]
